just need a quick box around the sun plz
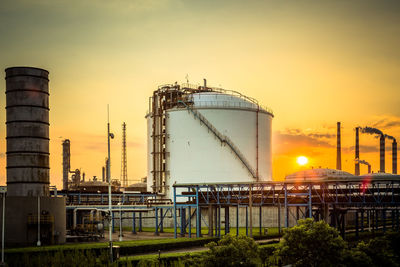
[297,156,308,166]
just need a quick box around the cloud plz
[273,129,334,154]
[372,116,400,129]
[345,145,378,153]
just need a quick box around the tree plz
[194,235,260,267]
[276,218,346,267]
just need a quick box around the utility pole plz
[120,122,128,187]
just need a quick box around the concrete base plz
[0,196,66,246]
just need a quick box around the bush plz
[192,235,260,267]
[276,218,346,267]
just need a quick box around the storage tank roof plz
[285,168,355,181]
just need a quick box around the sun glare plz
[297,156,308,166]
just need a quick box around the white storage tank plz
[146,83,273,199]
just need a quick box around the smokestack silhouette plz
[355,127,360,176]
[385,135,397,174]
[361,126,385,173]
[336,122,341,170]
[380,135,385,173]
[357,159,371,174]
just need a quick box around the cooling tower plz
[5,67,50,196]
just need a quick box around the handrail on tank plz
[152,83,274,116]
[177,100,257,179]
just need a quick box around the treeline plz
[6,219,400,266]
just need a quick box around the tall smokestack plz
[102,166,105,182]
[355,127,360,176]
[336,122,342,170]
[62,139,71,190]
[380,134,385,173]
[393,140,397,174]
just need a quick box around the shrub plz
[276,218,346,267]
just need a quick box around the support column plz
[361,210,364,232]
[132,211,136,234]
[225,207,230,235]
[139,212,142,232]
[208,205,213,237]
[355,211,359,238]
[160,208,164,233]
[246,206,248,236]
[112,211,115,233]
[278,202,281,235]
[383,209,386,233]
[236,204,239,236]
[155,207,159,236]
[259,206,262,236]
[180,207,186,237]
[249,187,253,237]
[188,206,192,238]
[217,206,221,237]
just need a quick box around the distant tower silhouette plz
[120,122,128,187]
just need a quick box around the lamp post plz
[107,105,114,262]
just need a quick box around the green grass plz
[5,237,214,254]
[122,226,282,237]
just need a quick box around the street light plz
[107,105,114,262]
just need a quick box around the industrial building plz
[1,67,65,246]
[146,82,274,199]
[1,67,399,247]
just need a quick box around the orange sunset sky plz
[0,0,400,188]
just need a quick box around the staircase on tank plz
[177,100,257,179]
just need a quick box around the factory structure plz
[146,82,273,199]
[1,66,400,247]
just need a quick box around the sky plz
[0,0,400,187]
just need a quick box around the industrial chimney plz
[355,127,360,176]
[6,67,50,196]
[393,140,397,174]
[380,134,385,173]
[62,139,71,190]
[336,122,341,170]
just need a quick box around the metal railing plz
[178,100,257,179]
